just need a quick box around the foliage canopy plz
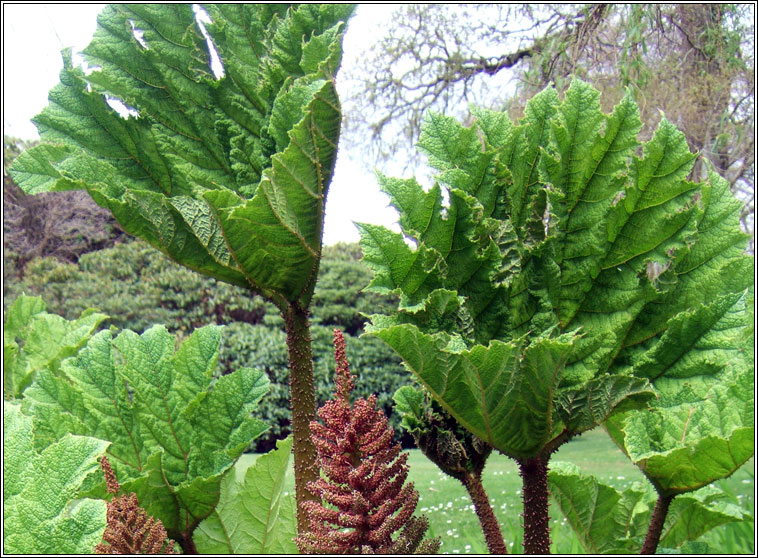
[3,2,754,552]
[10,3,353,310]
[360,78,753,485]
[15,305,270,547]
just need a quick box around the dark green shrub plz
[4,240,394,336]
[4,239,411,451]
[218,323,413,452]
[4,240,271,334]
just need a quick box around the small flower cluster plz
[295,330,440,554]
[94,456,177,554]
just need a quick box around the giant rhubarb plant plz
[359,79,754,553]
[4,403,109,554]
[295,330,440,554]
[20,323,269,552]
[9,4,355,531]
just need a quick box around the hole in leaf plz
[645,260,670,282]
[129,20,148,49]
[82,63,102,76]
[193,4,225,79]
[105,95,140,119]
[404,236,418,250]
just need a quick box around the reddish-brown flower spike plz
[100,455,121,495]
[95,456,177,554]
[333,328,354,403]
[295,330,440,554]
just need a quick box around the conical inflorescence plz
[95,456,177,554]
[295,330,440,554]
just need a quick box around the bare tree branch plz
[341,3,754,247]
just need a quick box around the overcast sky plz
[2,3,403,246]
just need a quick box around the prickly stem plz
[283,303,320,534]
[463,472,508,554]
[519,456,551,554]
[640,493,674,554]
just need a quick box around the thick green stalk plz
[283,303,320,533]
[462,472,508,554]
[640,493,673,554]
[519,457,551,554]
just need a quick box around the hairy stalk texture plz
[463,472,508,554]
[519,457,551,554]
[283,303,320,531]
[640,493,674,554]
[295,330,440,554]
[95,456,177,554]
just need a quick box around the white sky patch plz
[105,95,140,119]
[1,4,500,246]
[3,3,106,138]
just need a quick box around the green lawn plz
[238,428,754,554]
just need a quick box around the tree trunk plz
[676,4,731,180]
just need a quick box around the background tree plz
[3,135,125,278]
[343,3,754,248]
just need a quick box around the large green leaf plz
[21,324,269,537]
[615,168,754,363]
[194,436,297,554]
[549,462,750,553]
[367,324,575,459]
[548,462,651,553]
[605,286,754,495]
[658,485,749,550]
[3,403,109,554]
[9,4,354,309]
[360,79,753,470]
[609,367,753,496]
[3,295,107,398]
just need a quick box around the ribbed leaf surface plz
[610,365,753,496]
[3,403,109,554]
[658,485,749,550]
[555,374,655,435]
[549,462,749,553]
[359,79,753,473]
[194,436,297,554]
[548,462,650,553]
[368,324,575,458]
[9,4,354,308]
[21,324,269,536]
[3,295,107,398]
